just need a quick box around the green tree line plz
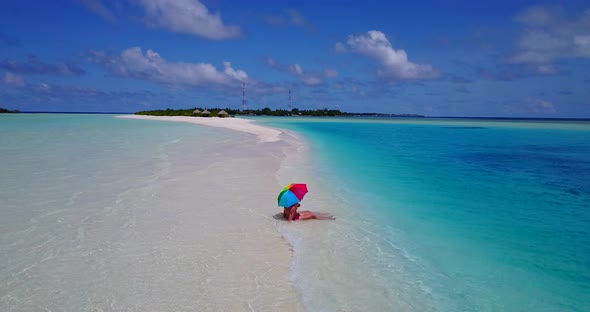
[135,107,345,117]
[135,107,424,118]
[136,108,230,117]
[0,107,20,113]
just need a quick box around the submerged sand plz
[0,114,303,311]
[116,115,303,311]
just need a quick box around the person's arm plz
[285,207,294,221]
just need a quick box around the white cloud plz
[29,83,52,92]
[80,0,117,23]
[526,97,556,113]
[264,56,324,86]
[289,64,303,74]
[3,72,25,87]
[574,35,590,57]
[324,69,338,78]
[90,47,247,87]
[536,64,557,74]
[302,76,322,86]
[223,61,248,81]
[342,30,439,80]
[288,64,324,86]
[509,5,590,73]
[287,64,323,86]
[286,9,305,27]
[137,0,241,39]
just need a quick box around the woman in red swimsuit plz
[283,203,335,221]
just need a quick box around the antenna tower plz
[288,89,292,110]
[242,81,247,111]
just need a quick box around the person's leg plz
[298,211,335,220]
[315,212,336,220]
[297,210,317,220]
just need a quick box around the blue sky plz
[1,0,589,117]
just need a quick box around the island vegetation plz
[135,107,424,118]
[0,107,21,113]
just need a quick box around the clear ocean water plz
[257,117,590,311]
[2,114,293,311]
[2,114,589,311]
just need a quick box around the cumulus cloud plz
[0,56,86,76]
[79,0,117,23]
[265,56,323,86]
[222,61,248,81]
[324,69,338,78]
[289,64,303,74]
[88,47,247,87]
[526,97,556,113]
[3,72,25,87]
[302,76,322,86]
[339,30,439,80]
[137,0,241,39]
[509,5,590,74]
[36,83,52,91]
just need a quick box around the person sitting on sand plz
[283,203,335,221]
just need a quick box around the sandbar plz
[119,115,282,143]
[112,114,304,311]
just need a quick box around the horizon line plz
[6,111,590,120]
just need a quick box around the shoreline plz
[117,114,306,310]
[0,114,307,311]
[118,115,283,143]
[4,114,587,310]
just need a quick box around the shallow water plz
[260,116,590,311]
[0,114,302,311]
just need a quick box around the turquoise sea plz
[258,117,590,311]
[1,114,280,311]
[1,114,589,311]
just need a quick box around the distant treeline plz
[135,107,425,118]
[0,107,20,113]
[346,113,425,117]
[136,108,221,117]
[249,108,344,116]
[135,107,345,117]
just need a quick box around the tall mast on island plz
[242,81,247,111]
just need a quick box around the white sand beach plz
[120,115,282,143]
[1,115,304,311]
[114,115,303,311]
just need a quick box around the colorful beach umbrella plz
[278,183,308,207]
